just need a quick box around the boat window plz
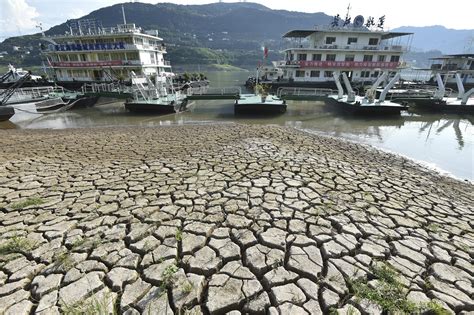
[347,37,358,44]
[363,55,373,62]
[360,71,370,78]
[345,55,355,61]
[324,71,333,78]
[368,38,379,45]
[312,54,322,61]
[296,70,305,77]
[310,71,320,77]
[378,55,386,62]
[325,37,336,44]
[297,54,307,61]
[371,71,379,77]
[326,54,336,61]
[390,55,400,62]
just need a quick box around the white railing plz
[187,86,241,96]
[277,87,337,97]
[284,44,406,52]
[81,82,132,94]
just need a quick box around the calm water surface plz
[1,71,473,181]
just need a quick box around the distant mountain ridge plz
[393,25,474,54]
[0,2,472,69]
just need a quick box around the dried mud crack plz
[0,124,472,314]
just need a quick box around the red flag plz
[264,47,269,59]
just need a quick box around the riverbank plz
[0,124,472,314]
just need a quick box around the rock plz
[263,267,299,287]
[183,246,221,276]
[271,283,306,305]
[58,272,104,306]
[35,290,58,314]
[106,267,139,292]
[245,244,285,276]
[206,261,263,314]
[31,274,63,299]
[287,244,323,281]
[321,287,340,310]
[121,278,151,311]
[4,299,33,315]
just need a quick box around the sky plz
[1,0,473,40]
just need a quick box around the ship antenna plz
[122,4,127,24]
[346,3,351,19]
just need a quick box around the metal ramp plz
[186,86,241,100]
[277,87,336,100]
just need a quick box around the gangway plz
[186,86,241,100]
[277,87,337,100]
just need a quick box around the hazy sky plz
[1,0,473,39]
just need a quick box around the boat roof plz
[430,54,474,60]
[283,29,413,39]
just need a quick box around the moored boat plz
[326,71,408,116]
[124,72,187,114]
[0,106,15,121]
[234,94,287,114]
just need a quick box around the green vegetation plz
[53,251,76,271]
[348,263,450,314]
[426,223,441,233]
[11,197,44,209]
[182,281,194,294]
[175,228,183,242]
[161,264,179,290]
[62,292,117,315]
[0,235,37,255]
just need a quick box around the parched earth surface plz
[0,124,473,315]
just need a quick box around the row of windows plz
[295,53,400,62]
[325,37,379,45]
[295,70,333,78]
[52,52,141,62]
[295,70,383,78]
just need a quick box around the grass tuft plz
[11,197,44,209]
[0,235,37,255]
[348,263,450,314]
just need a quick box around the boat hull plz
[0,106,15,121]
[69,96,99,109]
[125,102,177,114]
[326,98,407,116]
[234,103,287,114]
[234,94,287,114]
[405,98,474,114]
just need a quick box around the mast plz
[122,5,127,24]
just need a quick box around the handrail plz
[277,87,336,97]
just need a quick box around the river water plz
[1,71,473,181]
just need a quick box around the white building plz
[41,23,172,83]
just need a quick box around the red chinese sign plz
[298,61,399,69]
[51,60,123,67]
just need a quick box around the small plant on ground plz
[53,251,75,271]
[62,292,117,315]
[161,264,178,290]
[348,263,451,314]
[11,197,44,209]
[175,228,183,242]
[348,263,418,314]
[182,281,194,294]
[426,223,441,233]
[0,235,37,255]
[423,300,451,315]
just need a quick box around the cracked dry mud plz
[0,124,473,315]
